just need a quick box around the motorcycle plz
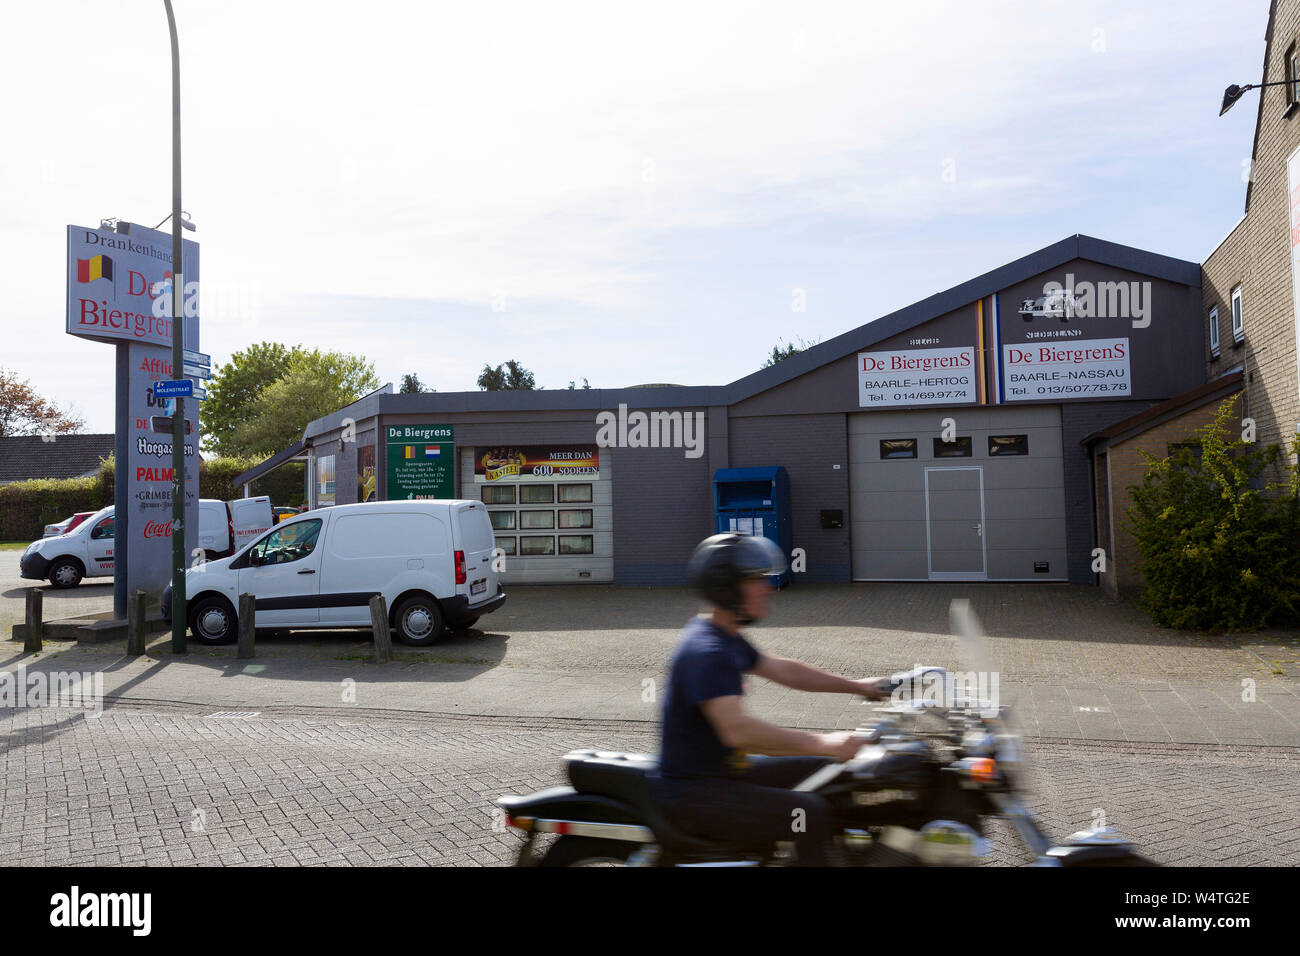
[497,602,1158,867]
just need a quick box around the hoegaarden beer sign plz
[385,424,454,499]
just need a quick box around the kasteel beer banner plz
[385,424,454,499]
[474,445,600,482]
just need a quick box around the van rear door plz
[453,502,498,606]
[229,496,274,552]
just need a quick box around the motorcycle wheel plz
[538,836,634,867]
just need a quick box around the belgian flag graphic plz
[76,254,115,284]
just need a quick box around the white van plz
[19,497,274,588]
[197,496,274,559]
[161,500,505,646]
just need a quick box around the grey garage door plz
[849,406,1067,581]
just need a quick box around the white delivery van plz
[162,500,505,646]
[197,496,274,559]
[20,497,275,588]
[20,506,117,587]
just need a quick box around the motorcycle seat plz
[563,749,740,855]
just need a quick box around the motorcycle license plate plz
[471,579,486,595]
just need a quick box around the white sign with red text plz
[858,347,977,407]
[66,224,199,348]
[1001,337,1131,401]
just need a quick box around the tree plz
[761,336,819,370]
[477,360,536,391]
[567,378,591,390]
[400,373,429,394]
[228,349,381,457]
[0,366,84,437]
[202,343,298,456]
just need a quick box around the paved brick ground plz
[5,578,1298,746]
[1,702,1296,866]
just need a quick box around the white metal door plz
[924,466,987,581]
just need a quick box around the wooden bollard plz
[237,593,256,659]
[126,589,147,656]
[24,588,42,653]
[369,594,392,663]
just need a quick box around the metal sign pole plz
[165,0,187,654]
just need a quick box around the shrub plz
[1128,395,1300,630]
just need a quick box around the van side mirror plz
[248,550,261,567]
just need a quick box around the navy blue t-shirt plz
[656,615,761,780]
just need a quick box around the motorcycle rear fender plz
[497,785,649,829]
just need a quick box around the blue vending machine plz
[712,466,793,587]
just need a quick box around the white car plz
[20,497,274,589]
[161,499,506,647]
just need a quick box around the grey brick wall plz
[1204,0,1300,454]
[729,413,851,583]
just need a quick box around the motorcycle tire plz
[538,836,634,867]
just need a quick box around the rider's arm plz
[751,654,861,694]
[700,694,837,757]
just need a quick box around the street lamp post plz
[164,0,186,654]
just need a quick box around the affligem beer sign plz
[385,425,454,499]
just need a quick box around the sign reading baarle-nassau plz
[385,425,454,499]
[858,347,977,407]
[1001,337,1131,401]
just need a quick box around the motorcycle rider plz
[649,533,891,865]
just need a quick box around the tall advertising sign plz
[67,223,200,610]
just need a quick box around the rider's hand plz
[818,731,862,762]
[853,677,893,701]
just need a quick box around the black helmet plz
[687,533,787,614]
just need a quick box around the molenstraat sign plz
[1001,338,1131,401]
[858,347,977,407]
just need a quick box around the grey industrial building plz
[236,234,1208,588]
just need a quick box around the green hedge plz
[0,455,305,541]
[1128,395,1300,630]
[0,474,109,541]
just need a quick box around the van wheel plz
[393,595,445,646]
[190,595,237,645]
[48,559,84,589]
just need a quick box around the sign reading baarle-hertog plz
[387,425,453,442]
[385,424,454,500]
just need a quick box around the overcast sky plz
[0,0,1270,433]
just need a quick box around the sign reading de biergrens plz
[858,347,977,407]
[66,224,199,347]
[385,424,454,499]
[1001,338,1131,401]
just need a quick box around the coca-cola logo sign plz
[142,520,175,539]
